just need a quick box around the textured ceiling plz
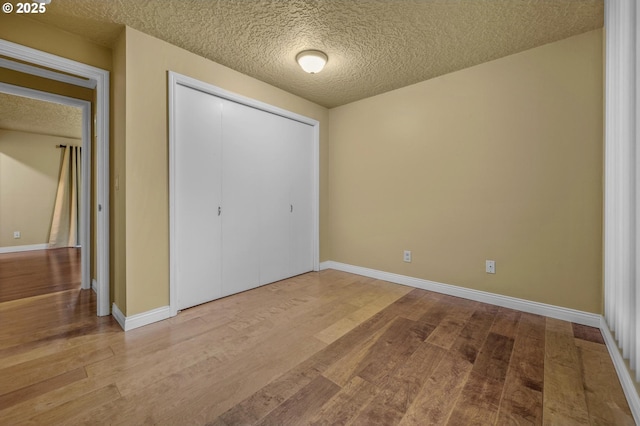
[0,93,82,139]
[28,0,603,108]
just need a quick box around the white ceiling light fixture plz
[296,50,328,74]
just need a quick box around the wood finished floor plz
[0,266,634,425]
[0,248,80,303]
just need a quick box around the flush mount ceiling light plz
[296,50,328,74]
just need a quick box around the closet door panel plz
[174,85,223,310]
[221,100,262,296]
[287,121,315,276]
[258,114,294,284]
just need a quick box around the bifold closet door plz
[220,100,262,296]
[174,85,223,310]
[261,116,314,281]
[287,120,315,276]
[221,99,315,291]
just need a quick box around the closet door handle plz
[218,206,222,216]
[290,204,293,213]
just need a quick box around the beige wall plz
[0,14,112,71]
[119,27,329,315]
[328,29,603,313]
[112,30,127,312]
[0,129,80,247]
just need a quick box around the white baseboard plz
[321,261,600,327]
[111,303,126,330]
[600,318,640,424]
[111,303,172,332]
[0,243,48,254]
[91,279,98,293]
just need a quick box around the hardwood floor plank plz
[0,248,81,302]
[314,286,412,345]
[255,375,340,426]
[572,323,605,345]
[355,317,434,387]
[0,345,114,396]
[496,313,545,425]
[490,306,522,338]
[543,318,590,425]
[450,306,497,364]
[308,376,378,426]
[28,384,121,425]
[86,317,222,378]
[350,398,404,426]
[217,359,322,425]
[415,295,451,326]
[0,322,119,369]
[578,340,634,425]
[309,292,425,373]
[471,332,514,382]
[399,354,472,425]
[447,371,503,425]
[381,342,447,412]
[322,320,395,387]
[425,301,476,349]
[0,367,86,411]
[385,288,437,321]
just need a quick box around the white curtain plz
[48,145,82,248]
[604,0,640,381]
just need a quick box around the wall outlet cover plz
[486,260,496,274]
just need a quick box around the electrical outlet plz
[486,260,496,274]
[13,231,21,239]
[403,250,412,263]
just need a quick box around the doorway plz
[0,39,110,316]
[0,88,90,300]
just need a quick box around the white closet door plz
[287,120,315,276]
[258,113,295,284]
[174,85,223,310]
[220,99,262,296]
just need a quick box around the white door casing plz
[0,39,110,317]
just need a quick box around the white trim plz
[168,72,178,318]
[91,279,98,293]
[0,244,48,254]
[167,71,320,318]
[0,57,95,89]
[601,318,640,424]
[0,38,111,316]
[169,72,319,126]
[111,303,172,332]
[321,261,601,327]
[0,82,91,290]
[111,303,126,330]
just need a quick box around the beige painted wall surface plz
[122,27,329,316]
[0,14,112,71]
[328,29,603,313]
[112,30,126,313]
[0,129,80,247]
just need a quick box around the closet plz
[171,76,316,311]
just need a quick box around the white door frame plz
[0,83,91,290]
[168,71,320,317]
[0,39,111,317]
